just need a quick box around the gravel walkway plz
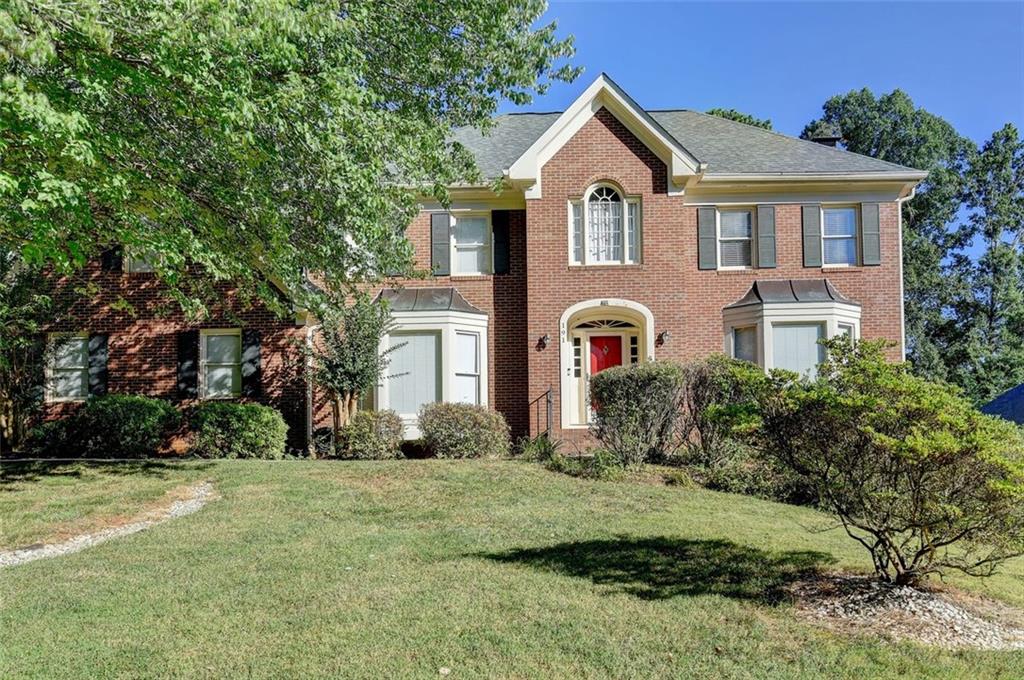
[0,481,214,569]
[792,573,1024,651]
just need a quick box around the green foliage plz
[544,447,623,480]
[516,433,561,461]
[756,338,1024,585]
[0,249,53,449]
[801,89,974,384]
[589,361,684,469]
[947,124,1024,403]
[0,1,578,314]
[677,355,770,467]
[189,402,287,459]
[705,108,772,130]
[418,402,510,459]
[336,409,403,460]
[24,395,181,458]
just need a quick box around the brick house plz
[42,74,925,450]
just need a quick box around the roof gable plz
[506,73,704,198]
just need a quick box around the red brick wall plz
[522,107,903,444]
[43,263,309,451]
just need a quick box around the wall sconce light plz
[657,330,671,346]
[537,334,550,350]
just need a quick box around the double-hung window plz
[201,329,241,399]
[452,332,481,405]
[719,209,754,268]
[569,185,640,265]
[48,333,89,401]
[124,251,158,273]
[822,207,858,266]
[452,214,491,276]
[732,326,757,364]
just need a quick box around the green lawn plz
[1,460,1022,679]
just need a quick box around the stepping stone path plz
[0,481,214,568]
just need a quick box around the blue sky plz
[500,2,1024,146]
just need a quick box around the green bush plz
[336,409,404,459]
[678,355,770,467]
[590,361,684,469]
[757,338,1024,585]
[189,402,287,459]
[544,447,622,480]
[419,402,510,459]
[23,395,180,458]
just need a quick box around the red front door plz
[590,336,623,375]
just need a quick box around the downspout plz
[896,184,918,361]
[305,323,321,456]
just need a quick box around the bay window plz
[569,184,640,265]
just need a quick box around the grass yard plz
[1,460,1022,679]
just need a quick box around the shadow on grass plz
[0,459,213,488]
[481,536,835,604]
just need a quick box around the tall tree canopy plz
[949,124,1024,401]
[802,89,974,382]
[705,108,772,130]
[0,0,577,315]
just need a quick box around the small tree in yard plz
[757,338,1024,586]
[308,294,398,451]
[0,250,52,451]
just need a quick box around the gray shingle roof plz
[982,384,1024,425]
[377,287,485,315]
[725,279,859,309]
[452,109,922,179]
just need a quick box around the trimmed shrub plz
[336,409,404,459]
[590,361,684,469]
[419,402,510,459]
[189,402,287,459]
[23,395,180,458]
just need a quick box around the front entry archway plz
[558,299,655,428]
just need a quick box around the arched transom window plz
[569,184,640,265]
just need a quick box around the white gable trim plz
[506,74,705,199]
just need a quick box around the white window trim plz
[199,328,242,400]
[45,331,89,403]
[568,183,641,266]
[449,211,493,277]
[454,330,482,405]
[717,207,757,270]
[375,310,489,439]
[821,205,860,268]
[722,301,861,374]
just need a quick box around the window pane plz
[452,374,479,405]
[53,369,87,398]
[772,324,825,379]
[453,332,478,374]
[720,211,752,238]
[627,202,638,262]
[824,237,857,265]
[588,199,623,262]
[734,327,757,364]
[823,208,857,236]
[53,337,88,369]
[205,334,240,364]
[388,332,440,415]
[455,246,488,274]
[571,202,583,264]
[454,217,488,245]
[205,365,239,397]
[720,240,752,267]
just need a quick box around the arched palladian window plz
[569,184,640,265]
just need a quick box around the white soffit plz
[506,73,704,198]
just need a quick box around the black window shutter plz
[492,210,510,275]
[87,333,109,397]
[177,330,199,399]
[430,213,450,276]
[802,205,822,267]
[861,202,882,266]
[100,248,123,272]
[756,206,777,268]
[697,207,717,270]
[241,329,262,398]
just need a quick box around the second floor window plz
[569,185,640,266]
[452,215,491,276]
[823,207,858,266]
[719,209,754,268]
